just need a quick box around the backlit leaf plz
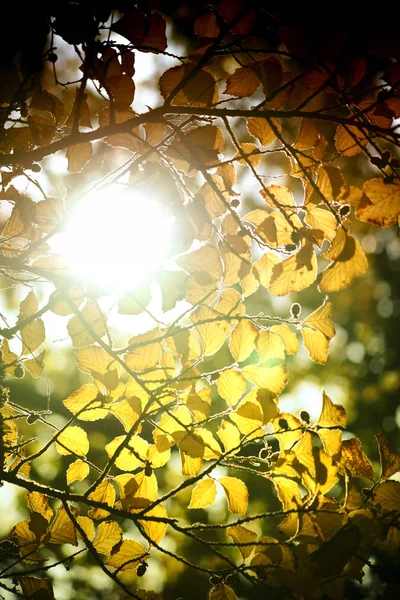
[219,477,248,514]
[228,524,257,559]
[209,584,238,600]
[301,326,329,364]
[66,459,90,485]
[105,539,148,571]
[189,478,217,509]
[48,506,78,545]
[319,230,368,293]
[93,521,123,556]
[376,430,400,480]
[269,244,317,296]
[216,369,246,406]
[359,178,400,227]
[340,438,375,481]
[56,426,89,457]
[229,319,258,362]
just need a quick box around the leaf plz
[94,521,123,556]
[340,438,375,481]
[66,459,90,485]
[242,363,288,396]
[105,435,148,471]
[48,505,78,545]
[335,124,367,156]
[229,319,258,362]
[88,481,116,519]
[76,516,95,542]
[318,392,347,428]
[269,244,317,296]
[359,178,400,227]
[189,479,217,509]
[247,117,280,147]
[228,524,257,559]
[111,9,167,52]
[271,324,299,355]
[19,576,54,600]
[125,329,161,372]
[67,300,106,348]
[105,539,148,571]
[318,230,368,293]
[139,504,168,545]
[224,66,260,97]
[24,351,46,379]
[21,320,45,355]
[216,369,247,406]
[257,330,285,361]
[176,244,223,282]
[98,107,142,152]
[191,305,231,356]
[217,420,241,454]
[66,142,92,172]
[209,584,238,600]
[304,299,335,339]
[376,431,400,480]
[159,64,218,106]
[63,384,108,421]
[55,426,89,457]
[27,492,53,521]
[219,477,248,514]
[301,327,329,364]
[310,523,363,578]
[372,481,400,513]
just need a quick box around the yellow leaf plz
[67,301,106,348]
[318,230,368,293]
[216,369,247,406]
[11,518,41,561]
[55,426,89,457]
[23,350,46,379]
[139,504,168,544]
[76,516,95,542]
[271,324,299,355]
[191,305,230,356]
[269,244,317,296]
[2,339,19,376]
[21,319,45,355]
[228,524,257,559]
[109,398,142,432]
[359,178,400,227]
[66,459,90,485]
[247,117,280,147]
[257,330,285,361]
[215,288,244,317]
[219,477,248,514]
[304,299,335,340]
[372,481,400,513]
[305,206,337,241]
[48,505,78,545]
[105,539,148,571]
[376,431,400,481]
[230,397,264,439]
[66,142,92,172]
[254,252,281,288]
[120,472,158,510]
[125,329,161,372]
[176,244,223,282]
[242,363,288,396]
[94,521,123,556]
[88,481,116,519]
[63,384,108,421]
[19,576,54,599]
[335,124,367,156]
[105,435,149,471]
[27,492,53,521]
[259,185,296,210]
[272,413,302,452]
[209,584,238,600]
[295,118,319,149]
[217,420,241,455]
[318,392,347,428]
[301,327,329,364]
[229,320,258,362]
[234,142,261,167]
[340,438,375,481]
[272,476,302,511]
[188,479,217,509]
[75,345,118,377]
[159,64,218,106]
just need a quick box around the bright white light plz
[53,184,174,290]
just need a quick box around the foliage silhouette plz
[0,2,400,599]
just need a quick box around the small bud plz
[48,52,58,63]
[300,410,310,424]
[225,573,238,586]
[285,243,297,252]
[230,199,240,208]
[278,418,288,430]
[144,464,153,477]
[291,231,301,245]
[259,447,269,460]
[27,414,38,424]
[137,562,147,577]
[30,164,41,173]
[339,204,350,218]
[14,365,24,379]
[290,303,301,319]
[209,575,222,586]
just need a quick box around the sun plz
[53,183,175,290]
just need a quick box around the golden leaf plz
[230,396,264,439]
[48,505,78,545]
[21,319,45,355]
[304,299,335,339]
[295,118,319,149]
[372,481,400,513]
[359,178,400,227]
[224,66,260,97]
[318,229,368,293]
[63,384,108,421]
[75,345,119,378]
[335,124,367,156]
[191,305,231,356]
[217,420,241,455]
[340,438,375,481]
[247,117,280,147]
[254,252,281,288]
[257,330,285,361]
[66,459,90,485]
[219,477,248,514]
[269,244,317,296]
[76,516,95,542]
[65,142,92,172]
[67,301,106,348]
[229,319,258,362]
[216,369,247,406]
[94,521,123,556]
[301,327,329,364]
[19,576,54,599]
[271,324,299,355]
[105,539,148,571]
[228,524,257,559]
[105,435,149,471]
[259,185,296,211]
[88,481,116,519]
[305,206,337,241]
[159,64,218,106]
[242,363,288,395]
[376,430,400,480]
[24,350,46,379]
[27,492,53,522]
[139,504,168,544]
[125,329,161,372]
[234,142,262,167]
[188,479,217,509]
[318,392,347,428]
[55,426,89,457]
[209,584,238,600]
[176,244,223,282]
